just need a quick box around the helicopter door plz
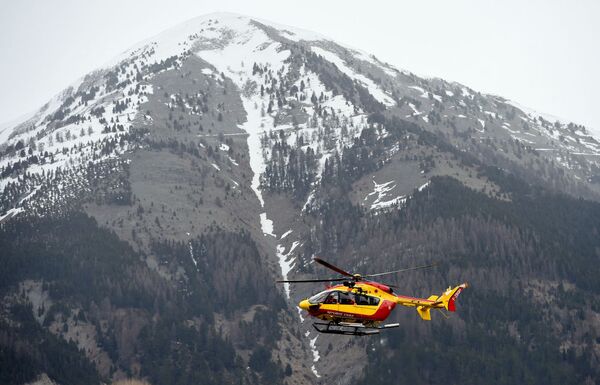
[338,291,356,315]
[353,294,381,317]
[319,291,339,313]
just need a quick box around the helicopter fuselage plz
[298,281,404,325]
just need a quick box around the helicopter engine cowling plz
[365,281,393,294]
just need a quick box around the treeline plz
[0,213,287,385]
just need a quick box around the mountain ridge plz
[4,12,596,140]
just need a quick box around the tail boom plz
[395,283,468,320]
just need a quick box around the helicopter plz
[278,257,468,336]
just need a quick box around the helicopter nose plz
[298,299,310,311]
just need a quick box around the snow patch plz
[260,212,275,236]
[409,85,425,93]
[276,240,299,298]
[219,143,230,152]
[408,103,422,116]
[0,207,24,222]
[418,181,430,191]
[309,336,320,362]
[308,335,321,378]
[366,179,407,210]
[188,242,198,269]
[227,156,239,166]
[477,118,486,131]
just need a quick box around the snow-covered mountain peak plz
[2,12,600,225]
[107,13,325,70]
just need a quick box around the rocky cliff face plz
[1,12,599,385]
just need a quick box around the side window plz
[339,292,355,305]
[337,293,380,306]
[355,294,379,306]
[355,294,370,305]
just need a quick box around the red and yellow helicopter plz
[278,257,468,336]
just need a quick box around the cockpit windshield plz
[308,290,330,304]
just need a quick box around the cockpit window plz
[308,291,330,304]
[323,292,339,304]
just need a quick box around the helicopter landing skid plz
[312,321,400,336]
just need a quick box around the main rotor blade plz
[364,262,437,278]
[276,278,347,283]
[313,257,354,277]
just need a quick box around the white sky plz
[1,0,599,133]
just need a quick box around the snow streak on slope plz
[366,179,407,210]
[276,240,300,298]
[195,17,289,215]
[309,334,321,378]
[191,17,305,302]
[311,46,396,107]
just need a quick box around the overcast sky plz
[1,0,599,133]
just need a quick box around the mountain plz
[1,12,599,385]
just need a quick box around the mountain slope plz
[1,12,599,385]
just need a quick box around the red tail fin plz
[438,283,468,312]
